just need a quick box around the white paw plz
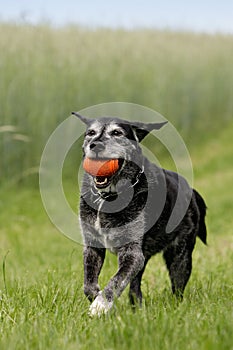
[89,292,113,317]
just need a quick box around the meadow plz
[0,23,233,349]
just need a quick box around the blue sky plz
[0,0,233,33]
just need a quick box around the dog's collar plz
[131,165,144,187]
[91,165,145,201]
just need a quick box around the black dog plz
[73,112,207,316]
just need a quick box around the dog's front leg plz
[89,243,145,316]
[84,246,106,302]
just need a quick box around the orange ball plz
[83,158,119,177]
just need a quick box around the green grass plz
[1,119,233,349]
[0,23,233,349]
[0,23,233,183]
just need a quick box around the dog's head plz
[73,112,167,192]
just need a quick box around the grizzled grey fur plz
[73,112,207,315]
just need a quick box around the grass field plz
[0,23,233,349]
[0,23,233,183]
[0,122,233,350]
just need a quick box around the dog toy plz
[83,158,119,177]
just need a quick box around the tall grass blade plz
[2,250,10,296]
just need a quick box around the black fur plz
[74,113,207,314]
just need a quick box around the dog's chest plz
[94,200,104,232]
[93,201,117,252]
[92,198,145,252]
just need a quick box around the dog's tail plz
[193,189,207,244]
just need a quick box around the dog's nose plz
[89,142,105,154]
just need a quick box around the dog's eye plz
[86,130,96,136]
[111,130,123,136]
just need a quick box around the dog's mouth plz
[83,158,124,189]
[93,159,124,189]
[94,175,113,189]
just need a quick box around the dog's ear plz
[132,121,168,142]
[72,112,92,125]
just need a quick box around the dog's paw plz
[89,292,113,317]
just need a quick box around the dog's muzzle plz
[83,158,124,189]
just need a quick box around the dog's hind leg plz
[163,235,195,298]
[129,260,148,307]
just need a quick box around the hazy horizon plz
[1,0,233,34]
